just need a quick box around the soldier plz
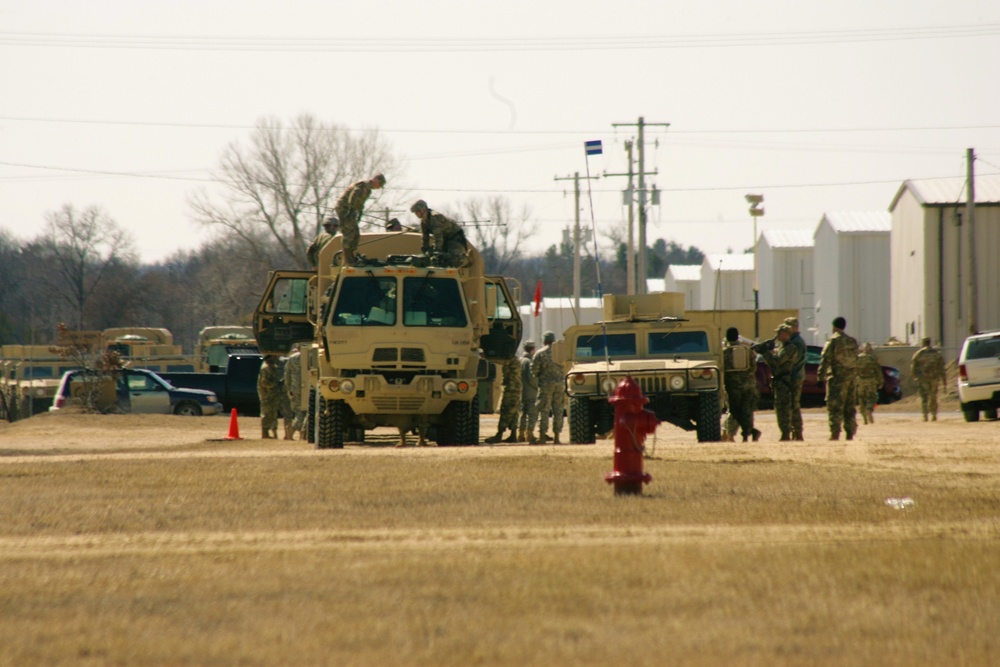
[856,342,884,425]
[784,317,807,440]
[518,340,538,442]
[275,355,294,440]
[283,344,306,439]
[335,173,385,266]
[722,327,760,442]
[385,218,403,232]
[817,316,859,441]
[257,355,281,439]
[530,331,565,444]
[485,355,522,443]
[307,215,338,268]
[410,199,469,268]
[758,324,801,441]
[911,337,947,421]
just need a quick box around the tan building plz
[889,175,1000,359]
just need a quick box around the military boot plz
[484,429,505,444]
[528,433,538,444]
[504,431,518,443]
[517,429,526,442]
[283,425,293,440]
[262,425,272,439]
[752,429,762,442]
[552,432,561,444]
[539,433,552,443]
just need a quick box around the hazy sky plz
[2,0,999,264]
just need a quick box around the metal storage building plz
[757,228,815,329]
[889,175,1000,358]
[664,264,702,310]
[812,211,892,346]
[699,253,754,312]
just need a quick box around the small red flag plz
[533,280,542,317]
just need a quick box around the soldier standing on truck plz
[284,344,305,439]
[530,331,565,444]
[307,215,339,268]
[817,316,859,441]
[910,337,946,422]
[486,355,522,443]
[518,341,537,443]
[335,173,385,267]
[257,355,281,439]
[410,199,469,268]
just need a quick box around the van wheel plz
[174,401,202,417]
[962,406,980,422]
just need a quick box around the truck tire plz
[317,397,346,449]
[962,405,980,422]
[174,401,203,417]
[307,388,316,443]
[696,392,721,442]
[441,400,479,446]
[569,396,596,444]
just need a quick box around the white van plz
[957,330,1000,422]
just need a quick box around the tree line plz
[0,115,703,352]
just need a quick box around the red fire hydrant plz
[604,376,659,496]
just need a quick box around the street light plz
[745,194,765,338]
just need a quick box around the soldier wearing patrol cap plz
[530,331,563,444]
[784,316,807,440]
[518,340,538,442]
[758,323,801,441]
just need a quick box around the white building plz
[812,211,892,346]
[700,253,755,311]
[664,264,702,310]
[518,297,603,345]
[757,229,815,329]
[889,175,1000,356]
[646,278,665,294]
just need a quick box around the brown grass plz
[1,410,999,666]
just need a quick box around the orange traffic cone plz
[223,408,242,440]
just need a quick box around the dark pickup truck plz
[159,353,262,416]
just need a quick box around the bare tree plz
[461,196,536,275]
[34,205,137,330]
[190,114,398,269]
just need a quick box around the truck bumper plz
[318,374,477,415]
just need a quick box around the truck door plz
[480,277,522,362]
[253,271,315,355]
[120,371,171,414]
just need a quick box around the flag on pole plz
[533,280,543,317]
[585,140,603,156]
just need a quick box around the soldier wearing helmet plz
[411,199,468,268]
[529,331,564,444]
[307,215,339,267]
[335,173,385,266]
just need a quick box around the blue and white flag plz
[585,140,603,156]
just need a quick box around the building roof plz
[820,211,891,234]
[761,229,815,249]
[646,278,665,293]
[889,174,1000,211]
[704,253,755,272]
[666,264,702,282]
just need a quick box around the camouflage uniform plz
[817,331,859,440]
[486,356,522,443]
[420,212,468,268]
[761,335,802,441]
[786,330,807,440]
[306,230,335,267]
[856,350,884,425]
[723,340,758,441]
[335,177,380,265]
[257,357,281,438]
[518,348,538,439]
[911,344,946,421]
[283,349,306,438]
[531,341,565,442]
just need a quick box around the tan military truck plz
[194,326,258,372]
[253,231,521,448]
[564,292,745,444]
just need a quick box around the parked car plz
[159,353,262,416]
[50,368,223,416]
[755,344,902,408]
[957,330,1000,422]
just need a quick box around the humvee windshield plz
[648,331,709,354]
[575,333,637,358]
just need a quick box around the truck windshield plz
[402,277,468,327]
[331,276,397,326]
[575,334,637,358]
[648,331,709,354]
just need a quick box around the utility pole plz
[967,148,978,336]
[612,116,669,294]
[555,171,599,320]
[604,141,655,295]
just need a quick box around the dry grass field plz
[2,399,999,666]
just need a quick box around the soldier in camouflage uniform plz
[530,331,565,444]
[856,342,884,425]
[759,324,801,441]
[910,337,946,422]
[283,344,306,439]
[335,173,385,266]
[817,316,859,441]
[518,341,538,442]
[784,317,808,440]
[411,199,469,268]
[722,327,760,442]
[486,355,522,443]
[257,355,281,439]
[306,216,338,267]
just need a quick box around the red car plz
[755,345,902,408]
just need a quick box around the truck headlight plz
[669,375,685,390]
[207,394,218,403]
[339,379,355,394]
[600,376,617,394]
[443,380,458,395]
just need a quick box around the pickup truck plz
[159,353,262,416]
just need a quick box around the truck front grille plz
[372,348,398,362]
[401,348,425,363]
[372,396,426,412]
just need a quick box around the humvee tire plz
[317,397,346,449]
[307,388,316,443]
[696,391,722,442]
[569,396,596,444]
